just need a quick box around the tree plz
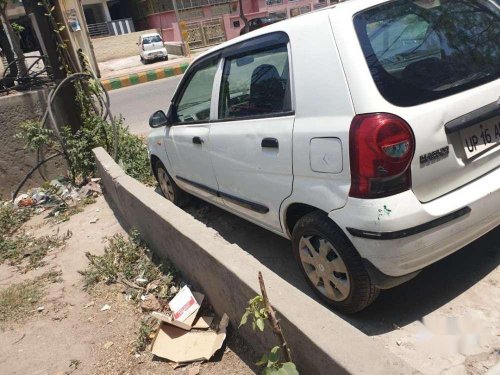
[238,0,249,34]
[0,0,27,77]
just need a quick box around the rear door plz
[347,0,500,202]
[209,32,294,232]
[164,54,221,200]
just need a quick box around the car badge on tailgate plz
[420,146,449,167]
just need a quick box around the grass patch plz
[0,231,71,271]
[0,204,32,238]
[0,271,62,326]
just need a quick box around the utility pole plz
[22,0,83,132]
[173,0,190,57]
[238,0,249,34]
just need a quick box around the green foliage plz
[256,347,299,375]
[241,295,299,375]
[115,126,155,185]
[240,295,267,332]
[11,22,24,33]
[16,114,155,185]
[0,230,71,271]
[0,204,32,238]
[16,120,56,151]
[135,317,159,352]
[80,232,177,300]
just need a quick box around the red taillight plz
[349,113,415,199]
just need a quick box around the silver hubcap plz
[299,236,350,302]
[158,169,175,202]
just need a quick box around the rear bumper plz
[143,48,168,60]
[329,167,500,278]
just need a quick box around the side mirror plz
[149,110,169,128]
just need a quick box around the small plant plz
[0,204,33,238]
[240,272,299,375]
[66,359,81,374]
[11,22,25,34]
[16,120,56,151]
[80,232,177,298]
[257,346,298,375]
[240,295,267,332]
[135,316,159,352]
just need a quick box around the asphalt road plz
[109,75,182,135]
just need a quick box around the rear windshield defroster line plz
[353,0,500,107]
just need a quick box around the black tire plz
[163,56,169,61]
[292,211,379,314]
[155,160,189,207]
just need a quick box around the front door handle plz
[261,138,279,148]
[192,136,204,145]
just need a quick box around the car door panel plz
[163,55,220,201]
[209,33,294,233]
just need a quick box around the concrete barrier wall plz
[93,147,419,375]
[165,42,185,56]
[92,29,159,62]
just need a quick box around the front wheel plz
[292,211,379,314]
[155,161,189,207]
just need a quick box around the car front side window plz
[173,58,218,124]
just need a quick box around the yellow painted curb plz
[138,72,148,84]
[102,81,112,91]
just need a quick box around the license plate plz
[460,116,500,159]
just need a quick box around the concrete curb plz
[100,62,189,91]
[93,147,420,375]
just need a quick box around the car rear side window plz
[218,44,292,120]
[354,0,500,107]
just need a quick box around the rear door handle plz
[192,136,204,145]
[261,138,279,148]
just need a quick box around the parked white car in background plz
[138,33,168,64]
[147,0,500,313]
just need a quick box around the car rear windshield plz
[354,0,500,107]
[143,35,161,44]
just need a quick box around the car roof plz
[141,33,161,38]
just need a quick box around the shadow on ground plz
[178,195,499,336]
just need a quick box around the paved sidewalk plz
[98,49,212,91]
[99,55,190,79]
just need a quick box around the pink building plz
[145,0,341,49]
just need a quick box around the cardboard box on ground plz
[151,285,228,364]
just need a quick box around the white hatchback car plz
[138,33,168,64]
[148,0,500,313]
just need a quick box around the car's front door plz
[165,54,220,200]
[209,33,294,233]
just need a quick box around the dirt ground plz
[0,196,258,375]
[1,190,497,375]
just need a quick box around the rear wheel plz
[155,161,189,207]
[292,211,379,313]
